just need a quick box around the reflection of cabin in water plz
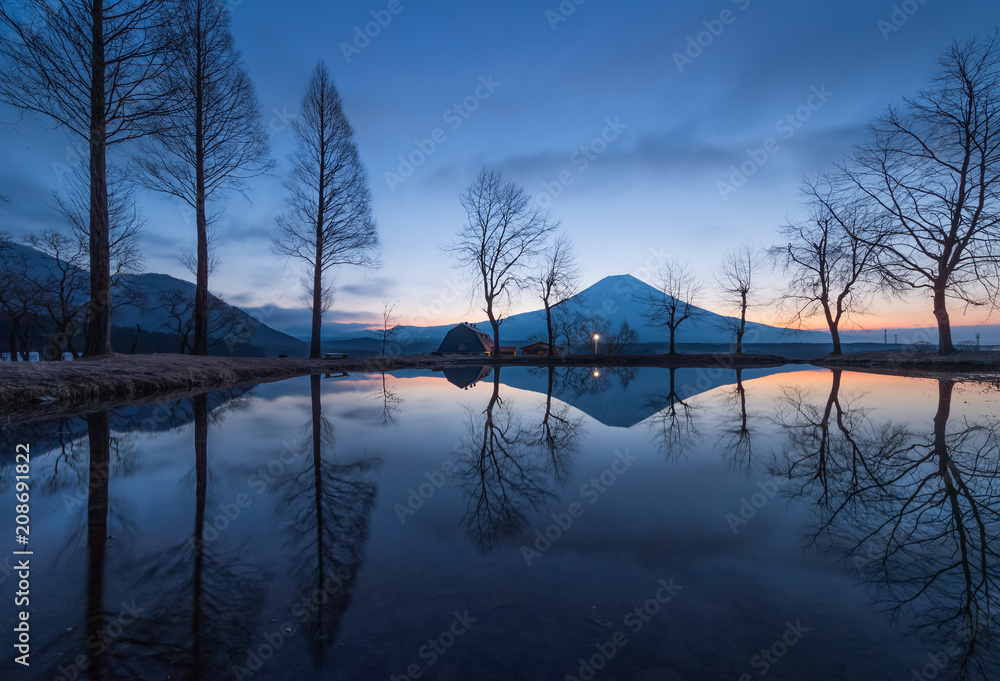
[441,365,493,390]
[520,342,564,356]
[436,323,493,355]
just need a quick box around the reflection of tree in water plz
[129,393,265,679]
[646,367,701,460]
[533,366,583,485]
[369,371,403,427]
[275,374,380,667]
[456,369,559,552]
[772,370,895,509]
[717,369,756,477]
[774,377,1000,679]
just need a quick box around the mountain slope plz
[7,244,306,356]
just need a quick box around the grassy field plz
[1,350,997,421]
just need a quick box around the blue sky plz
[2,0,997,333]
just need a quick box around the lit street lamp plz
[592,333,600,354]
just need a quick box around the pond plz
[1,365,999,680]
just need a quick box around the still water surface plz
[1,366,999,680]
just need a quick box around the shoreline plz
[1,351,997,422]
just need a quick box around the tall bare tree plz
[642,260,702,355]
[773,180,884,356]
[535,233,579,356]
[272,61,379,359]
[136,0,272,355]
[450,167,556,356]
[716,241,765,354]
[843,34,1000,354]
[0,0,173,356]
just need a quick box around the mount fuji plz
[391,274,828,345]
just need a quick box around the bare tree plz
[535,233,579,356]
[0,0,173,356]
[0,234,42,360]
[716,241,765,354]
[772,180,883,356]
[642,260,703,355]
[135,0,272,356]
[574,312,611,354]
[604,320,639,355]
[272,61,379,359]
[376,300,401,357]
[159,287,245,354]
[842,34,1000,355]
[450,167,556,356]
[27,229,90,359]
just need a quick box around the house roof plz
[456,323,494,350]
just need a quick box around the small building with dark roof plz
[436,323,494,355]
[520,342,564,356]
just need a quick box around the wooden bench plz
[323,352,348,360]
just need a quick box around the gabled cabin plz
[436,323,494,355]
[520,342,563,356]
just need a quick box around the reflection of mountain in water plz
[498,365,803,428]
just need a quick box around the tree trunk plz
[487,304,500,358]
[9,321,19,362]
[668,327,677,355]
[191,12,210,357]
[736,292,747,354]
[85,0,112,358]
[310,99,328,361]
[544,300,554,357]
[309,250,323,359]
[933,284,955,355]
[829,323,842,356]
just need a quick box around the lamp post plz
[592,333,600,354]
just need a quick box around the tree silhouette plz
[449,167,556,356]
[271,62,379,359]
[842,34,1000,354]
[136,0,272,355]
[0,0,173,356]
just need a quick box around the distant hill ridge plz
[8,243,306,356]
